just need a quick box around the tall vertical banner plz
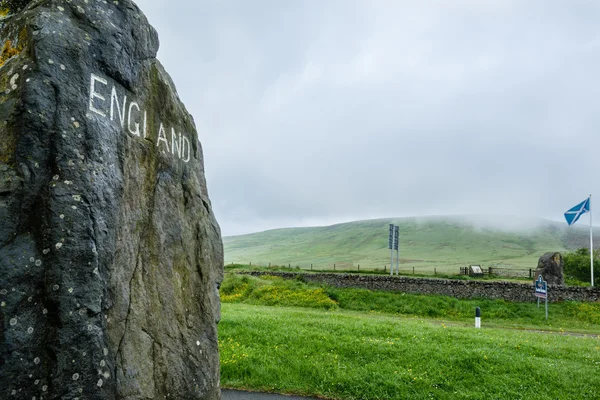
[389,224,394,276]
[394,225,399,275]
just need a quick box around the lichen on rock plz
[0,0,31,14]
[534,252,565,286]
[0,1,223,399]
[0,39,20,66]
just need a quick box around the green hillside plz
[223,216,596,273]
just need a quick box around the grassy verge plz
[220,273,600,333]
[219,303,600,400]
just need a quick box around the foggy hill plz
[223,215,597,271]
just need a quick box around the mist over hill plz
[223,215,597,271]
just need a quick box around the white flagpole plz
[590,194,594,287]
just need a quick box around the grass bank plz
[219,303,600,399]
[220,273,600,332]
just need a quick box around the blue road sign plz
[535,275,547,299]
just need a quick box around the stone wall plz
[243,272,600,303]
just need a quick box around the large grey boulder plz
[0,1,223,399]
[534,252,564,286]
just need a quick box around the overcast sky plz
[134,0,600,236]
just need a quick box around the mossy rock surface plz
[0,1,223,399]
[0,0,31,14]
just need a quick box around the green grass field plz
[220,304,600,400]
[219,273,600,399]
[224,216,595,274]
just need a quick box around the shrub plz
[563,248,599,286]
[219,273,338,310]
[566,302,600,324]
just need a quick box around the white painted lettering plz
[171,128,182,158]
[88,74,107,116]
[181,135,191,163]
[110,86,127,128]
[127,101,141,136]
[157,123,169,152]
[87,71,191,164]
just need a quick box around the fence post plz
[434,268,436,275]
[268,263,271,267]
[529,269,532,279]
[358,264,360,272]
[413,267,415,275]
[334,264,336,271]
[384,265,386,272]
[311,264,313,271]
[249,262,251,266]
[288,263,290,268]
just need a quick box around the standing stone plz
[534,252,564,286]
[0,1,224,399]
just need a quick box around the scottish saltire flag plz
[564,197,590,226]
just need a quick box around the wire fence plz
[228,262,444,274]
[228,262,534,279]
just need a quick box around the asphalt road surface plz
[222,389,321,400]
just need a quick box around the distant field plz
[224,216,595,273]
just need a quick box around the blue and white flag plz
[564,197,590,226]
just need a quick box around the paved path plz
[222,389,321,400]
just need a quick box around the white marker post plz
[475,307,481,328]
